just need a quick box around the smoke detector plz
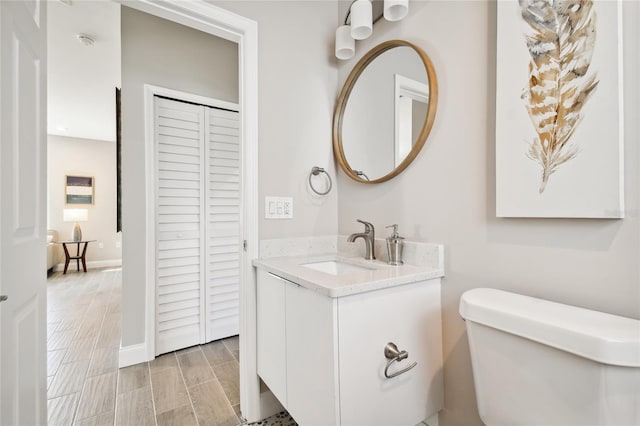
[76,34,95,46]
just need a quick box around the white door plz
[0,1,48,425]
[154,97,240,355]
[155,98,206,355]
[205,107,241,341]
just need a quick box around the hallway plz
[46,268,244,426]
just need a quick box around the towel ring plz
[309,166,332,196]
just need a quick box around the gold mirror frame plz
[333,40,438,184]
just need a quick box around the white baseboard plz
[54,258,122,272]
[119,342,151,368]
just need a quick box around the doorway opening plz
[44,2,258,418]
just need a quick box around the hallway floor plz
[46,268,244,426]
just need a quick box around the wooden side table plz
[56,240,96,274]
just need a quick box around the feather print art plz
[519,0,598,193]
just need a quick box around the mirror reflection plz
[393,74,428,167]
[334,41,437,183]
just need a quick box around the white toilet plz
[459,288,640,426]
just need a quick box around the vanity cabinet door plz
[285,283,340,426]
[337,279,444,426]
[256,270,287,405]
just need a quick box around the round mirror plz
[333,40,438,183]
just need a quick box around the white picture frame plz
[495,0,624,218]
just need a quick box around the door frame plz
[125,0,260,421]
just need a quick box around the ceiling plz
[48,0,121,142]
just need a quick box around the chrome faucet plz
[347,219,376,260]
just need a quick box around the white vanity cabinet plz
[256,268,443,426]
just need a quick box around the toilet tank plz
[459,288,640,426]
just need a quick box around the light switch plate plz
[265,196,293,219]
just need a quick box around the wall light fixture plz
[335,0,409,60]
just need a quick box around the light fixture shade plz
[350,0,372,40]
[384,0,409,22]
[335,25,355,60]
[63,208,88,222]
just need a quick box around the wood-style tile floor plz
[47,268,243,426]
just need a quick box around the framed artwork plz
[495,0,624,218]
[65,175,94,205]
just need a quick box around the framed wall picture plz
[495,0,624,218]
[66,175,94,205]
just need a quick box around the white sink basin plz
[301,260,373,275]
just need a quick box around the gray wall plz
[47,135,121,263]
[213,1,339,239]
[336,1,639,425]
[120,7,239,346]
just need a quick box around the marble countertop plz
[253,254,444,298]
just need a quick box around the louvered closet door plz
[155,97,205,355]
[206,108,241,341]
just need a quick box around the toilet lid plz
[459,288,640,367]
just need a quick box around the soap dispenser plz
[385,224,404,266]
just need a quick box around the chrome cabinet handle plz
[384,342,417,379]
[0,295,8,303]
